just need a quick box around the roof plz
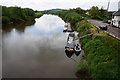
[113,10,120,16]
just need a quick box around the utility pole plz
[118,1,120,11]
[107,0,110,11]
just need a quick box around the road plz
[88,20,120,40]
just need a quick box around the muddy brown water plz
[2,14,82,78]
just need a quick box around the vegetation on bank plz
[77,20,98,36]
[35,10,43,18]
[77,20,120,79]
[43,6,112,23]
[87,6,112,21]
[2,6,43,25]
[2,5,112,26]
[44,9,85,27]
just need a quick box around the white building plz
[112,1,120,28]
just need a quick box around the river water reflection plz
[2,14,80,78]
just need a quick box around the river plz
[2,14,82,78]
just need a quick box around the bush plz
[35,12,43,18]
[2,16,10,24]
[83,35,120,79]
[2,6,35,24]
[77,59,88,71]
[77,20,93,36]
[64,12,83,26]
[77,20,120,79]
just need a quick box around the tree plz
[89,6,100,19]
[73,7,86,15]
[2,6,36,24]
[64,12,83,26]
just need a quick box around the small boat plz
[65,43,75,58]
[65,49,74,58]
[74,44,81,56]
[64,23,68,28]
[63,23,68,32]
[63,29,67,32]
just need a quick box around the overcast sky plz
[0,0,119,11]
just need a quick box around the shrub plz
[77,20,120,79]
[2,6,35,24]
[2,16,10,24]
[77,59,88,72]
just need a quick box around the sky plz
[0,0,120,11]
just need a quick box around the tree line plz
[2,6,42,25]
[2,5,112,26]
[43,6,112,27]
[88,6,112,21]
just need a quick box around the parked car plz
[107,20,111,24]
[99,25,108,30]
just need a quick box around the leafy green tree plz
[2,16,10,24]
[64,12,83,26]
[2,6,10,17]
[88,6,112,21]
[89,6,100,19]
[73,7,86,15]
[2,6,36,24]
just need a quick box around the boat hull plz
[75,51,81,56]
[65,50,74,58]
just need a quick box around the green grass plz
[77,59,88,71]
[77,20,120,79]
[85,35,119,78]
[35,12,43,18]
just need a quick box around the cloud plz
[0,0,119,11]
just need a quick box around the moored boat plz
[65,49,74,58]
[65,43,75,58]
[74,43,81,56]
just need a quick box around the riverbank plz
[40,11,120,79]
[47,10,120,79]
[76,20,120,79]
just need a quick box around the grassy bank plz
[47,9,119,79]
[77,20,120,79]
